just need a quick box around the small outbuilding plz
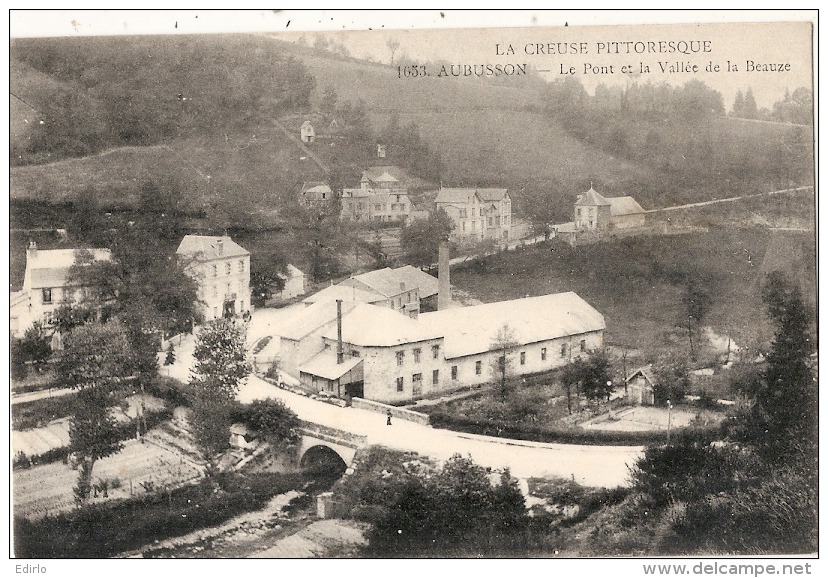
[626,365,656,405]
[300,120,316,143]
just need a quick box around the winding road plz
[237,376,642,488]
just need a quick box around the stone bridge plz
[296,420,367,474]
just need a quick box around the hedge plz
[427,411,720,446]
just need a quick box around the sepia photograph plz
[7,9,818,564]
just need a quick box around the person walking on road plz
[386,410,392,426]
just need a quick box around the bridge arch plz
[299,444,348,476]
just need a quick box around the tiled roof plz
[607,196,645,216]
[477,188,509,202]
[575,187,611,206]
[419,292,605,359]
[299,352,363,380]
[25,248,111,289]
[279,299,358,341]
[302,284,385,306]
[343,267,410,298]
[320,303,441,347]
[393,265,439,298]
[176,235,249,260]
[434,188,482,205]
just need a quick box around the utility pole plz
[666,399,673,444]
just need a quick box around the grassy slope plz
[450,226,815,357]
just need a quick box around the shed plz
[229,423,259,450]
[626,365,656,405]
[300,120,315,143]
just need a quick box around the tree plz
[743,88,758,119]
[489,324,519,402]
[578,351,614,407]
[250,251,287,307]
[386,38,400,65]
[732,90,745,117]
[57,320,135,505]
[189,318,252,403]
[235,398,300,451]
[561,356,582,415]
[652,354,691,406]
[15,322,52,368]
[756,272,814,447]
[364,454,527,556]
[400,209,454,267]
[320,85,338,115]
[682,279,713,360]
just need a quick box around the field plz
[451,226,814,359]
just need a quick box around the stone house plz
[434,187,512,242]
[176,235,251,321]
[574,187,646,231]
[11,243,111,337]
[281,291,605,404]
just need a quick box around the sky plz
[8,10,816,110]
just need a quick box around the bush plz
[232,398,300,450]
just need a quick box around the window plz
[472,220,476,231]
[580,339,587,352]
[413,373,422,385]
[212,264,218,277]
[352,350,360,358]
[432,344,440,359]
[413,348,421,363]
[577,208,582,218]
[238,260,244,273]
[471,208,476,217]
[225,262,231,275]
[561,344,567,358]
[462,222,466,232]
[488,217,493,226]
[396,377,404,392]
[451,366,458,380]
[375,204,382,211]
[321,192,326,199]
[432,369,439,385]
[460,209,467,218]
[520,351,526,365]
[396,350,405,366]
[475,360,482,375]
[407,292,412,303]
[41,288,52,304]
[541,347,547,361]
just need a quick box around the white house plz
[11,243,111,337]
[300,120,315,143]
[277,264,306,300]
[176,235,251,321]
[280,291,606,404]
[574,187,646,231]
[434,187,512,242]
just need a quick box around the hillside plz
[9,35,814,228]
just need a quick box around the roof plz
[321,303,442,347]
[229,423,254,436]
[627,365,656,386]
[302,284,385,306]
[301,182,332,194]
[373,171,399,183]
[393,266,439,298]
[279,299,358,341]
[279,264,305,280]
[25,248,111,289]
[344,267,412,298]
[342,188,373,199]
[477,188,510,202]
[434,188,483,205]
[419,292,605,359]
[553,222,578,233]
[575,187,611,207]
[176,235,249,261]
[301,120,314,128]
[607,196,645,216]
[299,352,363,380]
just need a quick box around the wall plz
[190,254,250,320]
[351,397,431,425]
[360,337,446,404]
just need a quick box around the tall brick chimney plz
[336,299,344,364]
[438,241,451,310]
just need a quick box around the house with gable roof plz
[11,242,111,337]
[574,186,646,231]
[176,235,251,321]
[434,187,512,242]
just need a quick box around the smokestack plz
[216,238,224,256]
[336,299,344,364]
[438,241,451,310]
[27,240,37,259]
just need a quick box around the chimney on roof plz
[336,299,344,365]
[216,238,224,256]
[27,241,37,259]
[438,241,451,310]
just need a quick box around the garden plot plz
[13,437,203,520]
[582,406,723,432]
